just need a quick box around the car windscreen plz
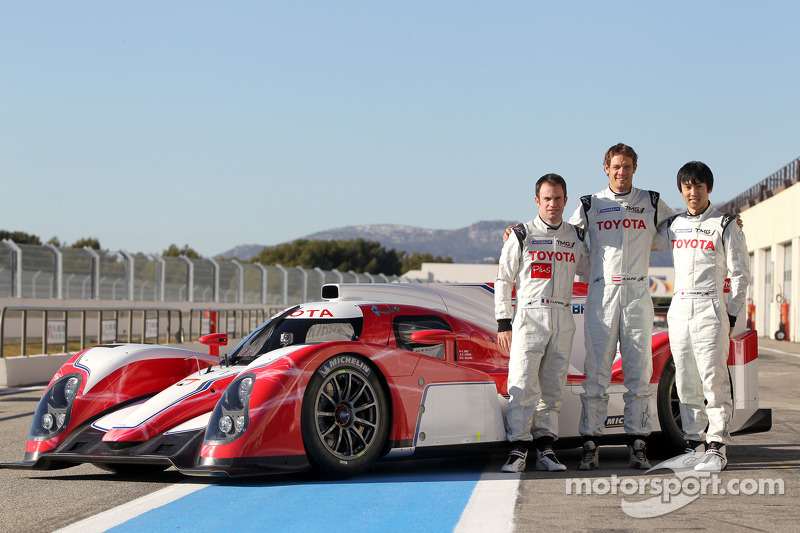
[228,312,363,366]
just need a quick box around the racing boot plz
[578,440,598,470]
[660,441,705,471]
[694,442,727,472]
[629,438,652,469]
[501,444,528,473]
[535,447,567,472]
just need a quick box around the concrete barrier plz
[0,353,72,387]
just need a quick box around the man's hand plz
[502,223,522,243]
[735,214,743,229]
[498,331,512,353]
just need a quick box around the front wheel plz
[655,359,686,454]
[301,355,389,478]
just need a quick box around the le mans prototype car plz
[4,283,771,478]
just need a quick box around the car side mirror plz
[199,332,228,358]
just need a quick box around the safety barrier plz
[0,306,182,357]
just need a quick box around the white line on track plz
[455,471,520,533]
[759,346,800,359]
[53,483,206,533]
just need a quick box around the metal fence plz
[0,306,183,357]
[0,243,401,305]
[0,305,274,357]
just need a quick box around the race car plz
[2,283,771,478]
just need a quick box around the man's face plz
[535,183,567,225]
[604,154,636,193]
[680,180,711,214]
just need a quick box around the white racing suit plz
[660,204,750,444]
[569,187,675,438]
[495,216,589,442]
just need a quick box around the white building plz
[723,158,800,342]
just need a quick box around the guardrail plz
[0,306,183,357]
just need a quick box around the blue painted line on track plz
[108,469,481,533]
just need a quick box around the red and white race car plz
[3,283,771,478]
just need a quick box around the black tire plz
[96,463,169,476]
[655,358,686,455]
[775,329,786,341]
[301,355,389,479]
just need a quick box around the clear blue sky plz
[2,1,798,257]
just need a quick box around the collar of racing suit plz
[686,201,713,219]
[537,216,563,231]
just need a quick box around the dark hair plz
[676,161,713,192]
[536,173,567,198]
[604,143,638,167]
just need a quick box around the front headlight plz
[238,377,254,404]
[63,376,80,404]
[205,372,255,445]
[29,373,83,440]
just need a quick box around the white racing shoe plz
[660,442,705,471]
[535,448,567,471]
[694,444,727,472]
[501,445,528,473]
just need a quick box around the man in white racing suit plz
[568,143,675,471]
[658,161,750,473]
[496,173,589,473]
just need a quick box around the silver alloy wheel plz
[312,368,381,460]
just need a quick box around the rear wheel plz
[301,355,389,478]
[655,359,685,454]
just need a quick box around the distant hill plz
[217,221,516,264]
[218,219,676,267]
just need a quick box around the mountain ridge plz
[217,220,516,264]
[218,219,674,267]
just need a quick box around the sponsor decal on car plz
[290,309,336,318]
[317,355,371,378]
[604,415,624,428]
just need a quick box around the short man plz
[659,161,750,472]
[495,173,589,472]
[569,143,675,470]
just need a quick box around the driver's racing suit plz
[569,187,675,438]
[660,204,750,444]
[495,216,589,442]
